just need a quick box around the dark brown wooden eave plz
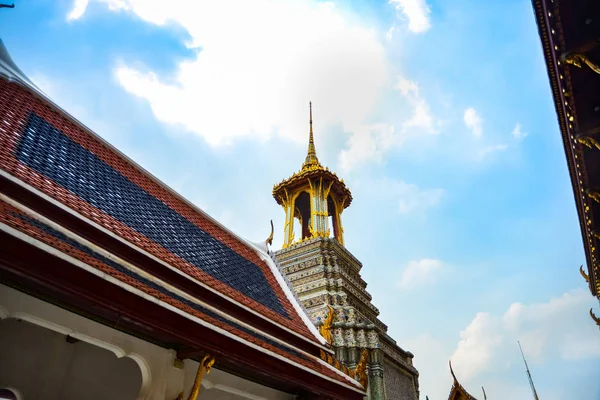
[531,0,600,300]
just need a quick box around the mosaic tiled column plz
[368,348,386,400]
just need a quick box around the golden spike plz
[580,265,590,283]
[565,53,600,75]
[303,101,320,169]
[576,136,600,150]
[187,354,216,400]
[319,305,334,344]
[266,220,274,246]
[590,308,600,328]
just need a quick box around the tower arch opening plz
[327,194,341,243]
[294,191,311,241]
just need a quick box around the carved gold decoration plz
[355,348,369,388]
[576,136,600,150]
[176,353,216,400]
[273,105,353,249]
[591,308,600,328]
[334,359,341,370]
[587,190,600,204]
[580,265,590,283]
[320,349,327,361]
[319,305,334,344]
[565,53,600,75]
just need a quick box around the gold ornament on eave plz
[319,305,334,344]
[564,53,600,75]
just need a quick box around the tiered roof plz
[0,39,365,399]
[447,361,482,400]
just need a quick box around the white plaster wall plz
[0,319,142,400]
[0,284,295,400]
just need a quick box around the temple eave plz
[272,169,353,208]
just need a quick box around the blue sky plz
[2,0,599,398]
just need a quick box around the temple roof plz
[531,0,600,307]
[447,361,482,400]
[0,39,365,397]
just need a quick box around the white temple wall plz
[0,284,294,400]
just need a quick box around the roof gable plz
[447,361,480,400]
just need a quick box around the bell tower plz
[272,104,420,400]
[273,102,352,248]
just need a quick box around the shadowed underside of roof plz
[0,198,362,391]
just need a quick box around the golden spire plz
[303,101,320,169]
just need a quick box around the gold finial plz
[449,360,458,383]
[266,220,274,247]
[580,265,590,283]
[303,101,320,169]
[591,308,600,328]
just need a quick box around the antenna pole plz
[518,341,540,400]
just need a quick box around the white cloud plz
[464,107,482,138]
[477,144,508,161]
[398,259,443,288]
[339,123,396,171]
[88,0,389,148]
[395,77,437,133]
[452,312,504,380]
[338,75,440,172]
[67,0,89,21]
[396,77,420,96]
[389,0,432,34]
[451,288,600,382]
[386,25,396,41]
[402,289,600,398]
[394,180,445,214]
[511,123,528,140]
[401,333,453,399]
